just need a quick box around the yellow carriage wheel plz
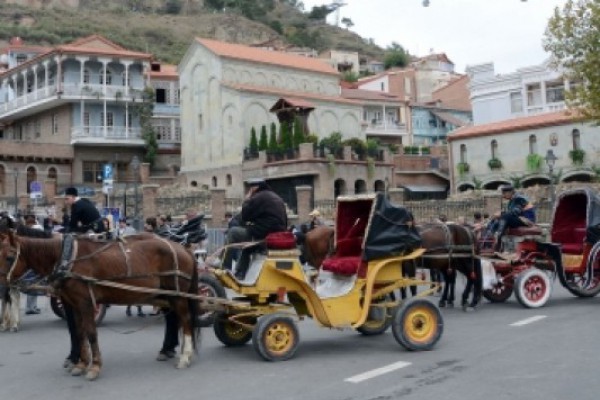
[213,312,253,347]
[252,313,299,361]
[392,298,443,351]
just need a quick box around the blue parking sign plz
[103,164,113,180]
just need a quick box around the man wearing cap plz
[488,185,536,251]
[308,209,324,230]
[64,187,104,234]
[223,178,287,276]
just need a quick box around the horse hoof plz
[9,327,18,333]
[70,363,86,376]
[85,369,100,381]
[176,359,190,369]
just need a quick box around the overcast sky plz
[301,0,569,74]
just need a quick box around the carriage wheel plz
[50,297,107,325]
[482,277,513,303]
[196,274,227,327]
[213,312,253,346]
[357,295,394,336]
[563,252,600,298]
[514,268,552,308]
[252,313,299,361]
[392,298,443,351]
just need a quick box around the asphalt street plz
[1,281,598,400]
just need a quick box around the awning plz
[402,184,448,193]
[431,111,467,128]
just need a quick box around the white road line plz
[345,361,412,383]
[510,315,547,327]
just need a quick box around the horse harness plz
[419,222,476,268]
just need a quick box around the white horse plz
[0,286,20,332]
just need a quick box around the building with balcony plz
[467,61,570,125]
[0,35,151,204]
[178,38,364,200]
[448,110,597,193]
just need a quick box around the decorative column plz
[43,60,49,97]
[101,59,108,137]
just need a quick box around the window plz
[174,89,180,105]
[226,174,232,186]
[529,135,537,154]
[491,140,498,159]
[52,114,58,134]
[546,80,565,103]
[460,144,467,163]
[83,161,105,183]
[572,129,581,150]
[26,166,36,194]
[100,68,112,85]
[156,88,166,103]
[34,120,41,138]
[121,72,130,86]
[16,54,27,64]
[212,176,218,187]
[198,113,203,130]
[526,83,542,106]
[380,82,385,91]
[83,69,90,84]
[101,112,114,127]
[48,167,57,180]
[83,112,90,131]
[510,91,523,113]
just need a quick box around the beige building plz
[178,38,365,198]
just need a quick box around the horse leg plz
[173,299,194,369]
[439,270,448,307]
[447,270,456,307]
[63,302,81,370]
[470,260,483,308]
[157,309,179,361]
[84,305,102,381]
[8,288,20,332]
[69,305,90,377]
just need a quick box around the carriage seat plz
[506,226,543,237]
[554,227,586,255]
[265,231,296,250]
[321,236,363,276]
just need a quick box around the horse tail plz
[187,256,201,351]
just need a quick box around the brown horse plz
[304,225,334,269]
[417,222,482,310]
[0,227,199,380]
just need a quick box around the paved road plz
[2,282,599,400]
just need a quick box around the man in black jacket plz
[64,187,104,234]
[223,178,287,277]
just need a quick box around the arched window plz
[529,135,537,154]
[83,68,90,84]
[374,180,385,192]
[572,129,581,150]
[491,140,498,159]
[26,166,36,194]
[355,179,367,194]
[212,176,218,187]
[460,144,467,163]
[47,167,57,182]
[226,174,232,186]
[334,179,346,198]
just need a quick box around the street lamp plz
[13,167,19,216]
[545,149,558,207]
[130,155,141,231]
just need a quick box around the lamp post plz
[545,149,557,208]
[130,155,140,232]
[13,167,19,216]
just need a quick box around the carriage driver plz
[487,185,536,251]
[222,178,287,278]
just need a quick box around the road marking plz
[510,315,547,327]
[345,361,412,383]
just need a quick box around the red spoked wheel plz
[482,274,513,303]
[514,268,552,308]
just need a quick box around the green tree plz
[132,87,158,166]
[341,71,359,82]
[268,123,278,154]
[259,125,268,151]
[544,0,600,121]
[384,42,409,70]
[280,122,293,151]
[292,118,304,149]
[163,0,182,14]
[341,17,354,30]
[308,5,334,20]
[249,127,259,155]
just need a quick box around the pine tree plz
[293,117,304,149]
[281,122,293,152]
[268,124,278,154]
[259,125,268,151]
[249,127,258,155]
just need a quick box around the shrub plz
[488,158,502,169]
[526,153,543,172]
[569,149,585,165]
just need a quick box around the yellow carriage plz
[210,193,443,361]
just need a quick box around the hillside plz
[0,0,385,65]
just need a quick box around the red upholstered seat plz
[561,243,584,255]
[265,231,296,250]
[506,226,543,236]
[322,256,362,276]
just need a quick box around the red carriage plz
[481,187,600,308]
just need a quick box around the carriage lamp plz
[545,150,558,207]
[13,168,19,216]
[130,155,141,232]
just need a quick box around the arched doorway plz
[334,179,346,198]
[355,179,367,194]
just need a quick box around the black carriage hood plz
[363,194,422,261]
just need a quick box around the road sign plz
[103,164,113,181]
[102,179,114,195]
[29,181,42,199]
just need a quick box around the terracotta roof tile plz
[341,88,404,103]
[148,64,178,79]
[222,82,360,106]
[448,110,581,141]
[197,37,338,76]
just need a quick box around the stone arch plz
[222,103,239,159]
[243,101,270,142]
[223,67,236,83]
[374,180,385,192]
[340,112,360,136]
[240,69,252,84]
[319,110,339,136]
[355,179,367,194]
[522,174,550,188]
[482,179,509,191]
[255,72,267,87]
[286,77,298,91]
[562,170,594,183]
[457,182,475,192]
[334,179,347,198]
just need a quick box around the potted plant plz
[526,153,543,172]
[420,146,431,155]
[569,149,585,165]
[488,158,502,170]
[457,161,470,175]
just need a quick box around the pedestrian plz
[116,217,136,237]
